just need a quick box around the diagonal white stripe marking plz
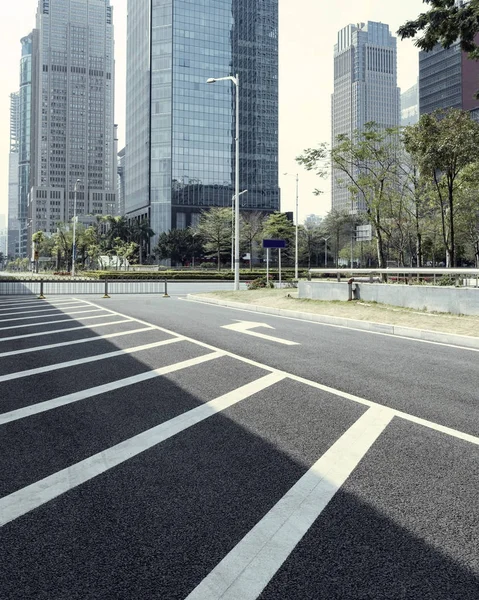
[0,313,123,332]
[0,338,183,383]
[0,319,133,342]
[0,299,82,310]
[186,407,393,600]
[0,304,83,316]
[0,351,226,424]
[0,308,102,324]
[0,327,155,358]
[0,372,283,527]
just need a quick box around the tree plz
[398,1,479,60]
[403,109,479,266]
[196,208,232,270]
[262,212,295,264]
[154,229,201,266]
[295,142,329,196]
[299,221,323,269]
[240,211,265,270]
[130,218,155,265]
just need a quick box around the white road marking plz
[0,351,226,424]
[0,304,84,317]
[0,319,133,342]
[79,300,479,447]
[0,338,184,383]
[186,407,393,600]
[221,320,299,346]
[186,296,479,352]
[0,299,82,310]
[0,372,284,526]
[0,308,103,324]
[0,313,123,332]
[0,327,155,358]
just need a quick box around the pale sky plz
[0,0,424,223]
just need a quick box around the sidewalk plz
[188,289,479,350]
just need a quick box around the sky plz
[0,0,424,224]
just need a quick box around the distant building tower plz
[117,147,126,216]
[125,0,280,249]
[331,21,400,213]
[8,92,20,258]
[419,36,479,119]
[21,0,116,257]
[401,82,419,126]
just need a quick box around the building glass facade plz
[126,0,279,246]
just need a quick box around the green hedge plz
[81,269,307,281]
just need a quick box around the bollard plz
[38,279,46,299]
[103,278,110,298]
[163,278,170,298]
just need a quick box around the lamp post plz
[322,236,330,267]
[71,178,80,277]
[284,172,299,280]
[207,74,240,290]
[231,189,248,272]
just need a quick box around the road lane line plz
[0,338,184,383]
[0,350,226,424]
[186,407,393,600]
[0,313,124,332]
[78,300,479,446]
[0,308,103,324]
[0,299,82,310]
[0,319,133,342]
[0,372,283,526]
[0,327,155,358]
[0,304,84,317]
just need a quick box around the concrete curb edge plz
[186,294,479,350]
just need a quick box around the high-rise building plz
[419,37,479,119]
[401,81,419,126]
[331,21,400,213]
[125,0,280,248]
[117,147,126,216]
[20,0,116,257]
[8,92,20,258]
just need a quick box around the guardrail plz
[308,268,479,287]
[0,278,171,298]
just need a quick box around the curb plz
[186,295,479,350]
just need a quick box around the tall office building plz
[8,92,20,258]
[125,0,280,248]
[401,81,419,126]
[21,0,116,257]
[419,37,479,119]
[331,21,400,212]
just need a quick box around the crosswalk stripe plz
[0,337,184,383]
[0,313,122,332]
[0,303,83,316]
[0,327,155,358]
[0,299,82,310]
[0,308,103,325]
[186,406,394,600]
[0,350,225,424]
[0,319,133,342]
[0,371,282,527]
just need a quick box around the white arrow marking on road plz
[221,320,299,345]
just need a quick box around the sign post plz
[262,239,286,288]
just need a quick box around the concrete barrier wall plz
[299,281,479,316]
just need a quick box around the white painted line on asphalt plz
[0,299,81,309]
[0,350,226,424]
[0,313,124,333]
[184,297,479,353]
[221,320,300,345]
[0,304,84,317]
[0,338,184,383]
[0,308,103,325]
[0,372,283,526]
[78,300,479,447]
[186,406,393,600]
[0,327,155,358]
[0,319,133,342]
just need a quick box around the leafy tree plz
[295,142,329,196]
[130,218,155,264]
[196,208,232,270]
[299,222,323,269]
[262,212,295,264]
[240,211,265,270]
[154,229,201,266]
[403,109,479,266]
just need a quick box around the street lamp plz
[322,236,330,267]
[284,172,299,280]
[231,190,248,272]
[207,74,240,290]
[72,178,80,277]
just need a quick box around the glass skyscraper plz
[125,0,279,246]
[331,22,400,213]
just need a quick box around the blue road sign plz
[263,239,286,249]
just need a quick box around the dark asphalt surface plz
[0,288,478,599]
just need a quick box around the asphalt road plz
[0,287,478,599]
